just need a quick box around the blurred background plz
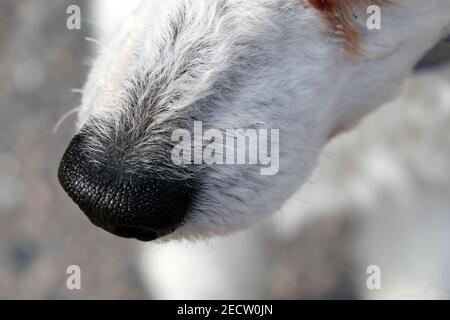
[0,0,147,299]
[0,0,449,299]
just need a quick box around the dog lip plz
[87,213,179,241]
[108,225,174,241]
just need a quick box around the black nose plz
[58,134,193,241]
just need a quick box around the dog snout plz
[58,134,193,241]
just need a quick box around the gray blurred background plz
[1,0,449,300]
[0,0,147,299]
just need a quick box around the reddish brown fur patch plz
[304,0,390,55]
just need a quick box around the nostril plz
[58,133,194,240]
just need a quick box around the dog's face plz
[58,0,449,241]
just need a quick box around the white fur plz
[138,68,450,299]
[84,0,450,241]
[86,0,450,299]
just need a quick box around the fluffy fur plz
[79,0,450,241]
[141,67,450,299]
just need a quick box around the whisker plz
[71,88,84,94]
[85,37,105,48]
[52,107,80,134]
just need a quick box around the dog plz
[58,0,450,243]
[58,0,450,299]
